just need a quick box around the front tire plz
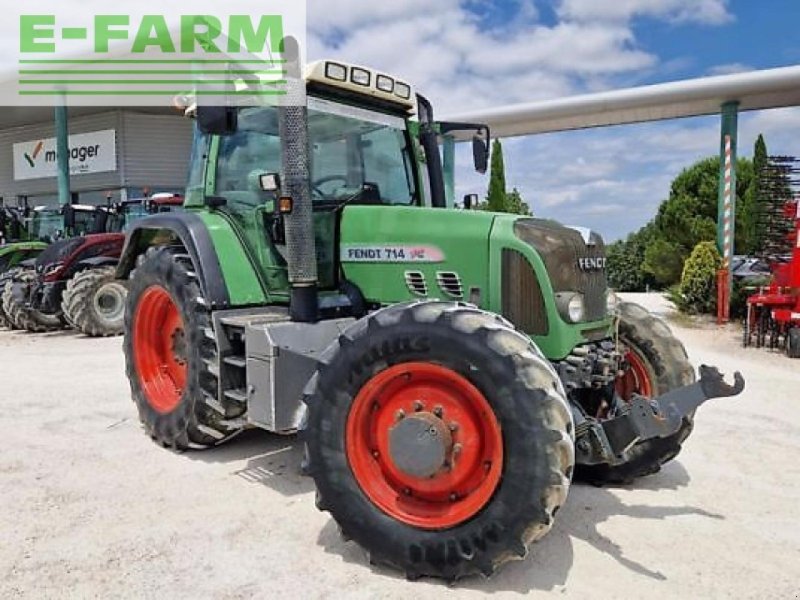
[1,269,63,333]
[0,267,23,329]
[124,247,244,450]
[304,302,574,581]
[577,302,696,484]
[62,266,128,337]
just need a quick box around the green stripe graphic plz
[20,70,286,75]
[19,59,286,64]
[19,90,288,96]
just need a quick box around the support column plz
[716,101,739,323]
[55,104,71,206]
[442,134,455,209]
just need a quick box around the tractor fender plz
[116,212,231,309]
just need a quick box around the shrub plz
[676,241,722,314]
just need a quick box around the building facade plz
[0,109,193,207]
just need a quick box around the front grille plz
[501,249,548,335]
[514,220,608,322]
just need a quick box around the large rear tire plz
[304,302,574,581]
[577,302,696,485]
[62,266,128,337]
[1,269,63,333]
[124,247,244,450]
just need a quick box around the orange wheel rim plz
[345,363,503,530]
[133,286,187,414]
[615,348,654,400]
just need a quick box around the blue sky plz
[308,0,800,240]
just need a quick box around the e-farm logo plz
[10,4,306,107]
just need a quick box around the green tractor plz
[119,57,744,581]
[0,204,49,274]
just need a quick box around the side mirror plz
[463,194,479,210]
[63,205,75,230]
[473,135,489,175]
[196,106,238,136]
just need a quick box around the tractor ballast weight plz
[118,51,744,580]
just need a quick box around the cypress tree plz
[486,139,507,212]
[750,134,768,254]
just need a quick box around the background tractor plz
[0,203,99,328]
[3,195,183,336]
[118,51,743,581]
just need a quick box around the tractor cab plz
[0,206,27,245]
[184,60,489,306]
[105,194,185,233]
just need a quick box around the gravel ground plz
[1,293,798,599]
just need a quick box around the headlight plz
[606,290,620,314]
[351,68,371,87]
[325,62,347,82]
[556,292,586,324]
[376,75,394,93]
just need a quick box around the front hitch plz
[601,366,745,456]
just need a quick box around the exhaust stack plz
[279,38,318,322]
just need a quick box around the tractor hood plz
[512,218,609,323]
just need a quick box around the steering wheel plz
[312,175,349,199]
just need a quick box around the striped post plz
[722,135,734,269]
[716,102,739,324]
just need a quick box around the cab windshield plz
[30,207,98,242]
[213,97,417,215]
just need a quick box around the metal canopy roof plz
[444,65,800,139]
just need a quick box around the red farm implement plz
[744,156,800,357]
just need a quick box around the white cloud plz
[558,0,733,25]
[305,0,756,241]
[707,62,754,76]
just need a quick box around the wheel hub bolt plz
[395,409,406,421]
[413,401,424,412]
[453,443,463,455]
[449,422,459,432]
[432,405,443,418]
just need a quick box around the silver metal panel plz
[245,318,355,432]
[119,113,193,190]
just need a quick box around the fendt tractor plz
[119,52,745,581]
[3,195,183,336]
